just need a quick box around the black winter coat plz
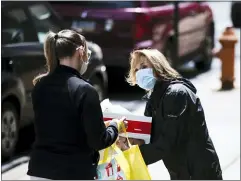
[139,78,223,180]
[27,65,118,180]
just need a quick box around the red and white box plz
[101,99,152,144]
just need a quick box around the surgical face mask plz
[136,68,156,90]
[80,61,88,75]
[79,49,91,75]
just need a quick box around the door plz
[177,2,203,56]
[2,5,41,122]
[146,1,173,51]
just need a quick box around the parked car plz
[50,1,215,71]
[231,2,241,28]
[1,1,108,159]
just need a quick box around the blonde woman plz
[120,49,222,180]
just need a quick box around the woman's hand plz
[116,136,130,151]
[116,137,145,151]
[105,117,128,133]
[117,117,128,133]
[104,120,111,127]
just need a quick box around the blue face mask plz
[136,68,157,90]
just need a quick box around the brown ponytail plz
[33,29,87,85]
[33,31,58,85]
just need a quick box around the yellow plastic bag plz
[123,144,151,180]
[97,121,151,180]
[97,144,131,180]
[119,120,151,180]
[98,142,151,180]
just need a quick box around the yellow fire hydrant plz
[213,27,238,90]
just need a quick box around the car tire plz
[91,76,107,102]
[195,35,213,71]
[1,102,19,160]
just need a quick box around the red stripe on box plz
[104,117,151,135]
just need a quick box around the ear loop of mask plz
[76,46,91,64]
[76,46,86,64]
[76,45,84,51]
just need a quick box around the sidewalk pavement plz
[2,58,240,180]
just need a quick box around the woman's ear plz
[77,46,84,57]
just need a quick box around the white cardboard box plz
[101,99,152,144]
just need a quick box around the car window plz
[50,1,140,8]
[147,1,170,7]
[2,8,28,44]
[28,4,61,43]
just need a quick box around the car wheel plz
[1,102,19,159]
[91,76,106,102]
[195,35,213,71]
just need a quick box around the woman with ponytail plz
[27,30,125,180]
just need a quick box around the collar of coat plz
[142,79,171,102]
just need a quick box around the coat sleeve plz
[79,84,118,151]
[139,87,189,165]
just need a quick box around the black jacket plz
[27,65,118,180]
[139,78,223,180]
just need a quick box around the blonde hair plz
[126,49,181,86]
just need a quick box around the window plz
[2,8,27,44]
[28,4,61,43]
[148,1,171,7]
